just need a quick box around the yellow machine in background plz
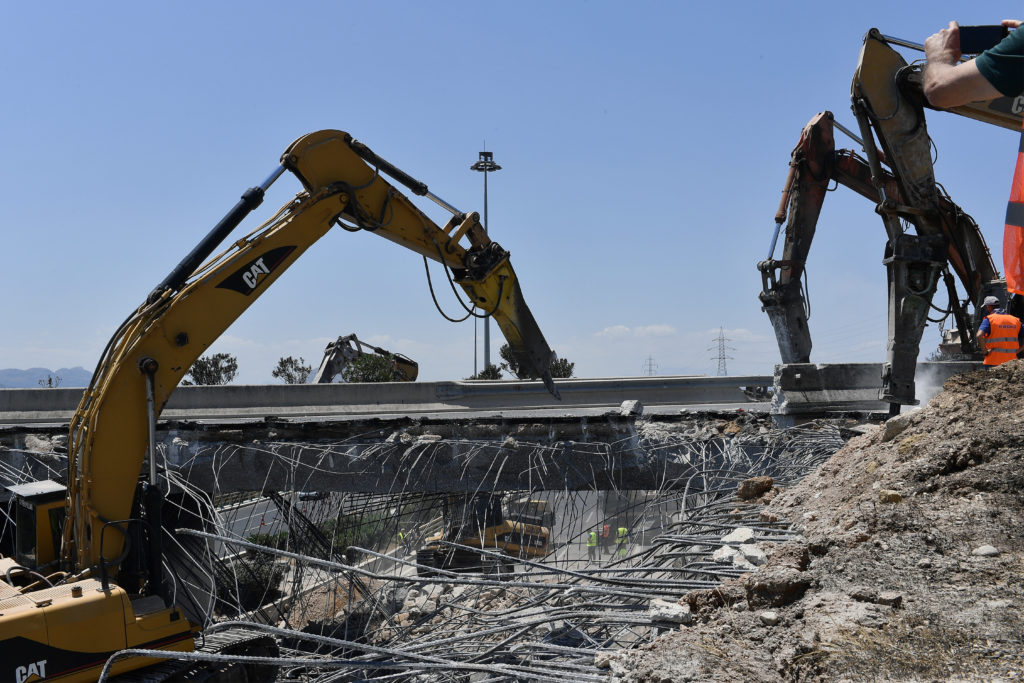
[313,332,419,383]
[0,129,558,681]
[507,495,556,528]
[416,494,550,576]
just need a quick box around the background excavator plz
[313,332,418,383]
[758,29,1023,413]
[0,129,559,681]
[415,493,549,577]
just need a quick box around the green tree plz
[272,356,312,384]
[182,353,238,386]
[498,344,522,377]
[550,357,575,378]
[467,363,503,380]
[319,513,388,556]
[213,530,289,611]
[498,343,575,379]
[342,353,402,383]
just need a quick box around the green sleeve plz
[975,28,1024,97]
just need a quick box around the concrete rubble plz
[609,360,1024,681]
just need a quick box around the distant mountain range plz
[0,367,93,388]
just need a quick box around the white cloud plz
[711,327,771,343]
[635,324,676,337]
[595,325,632,338]
[594,324,676,339]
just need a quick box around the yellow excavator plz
[313,333,418,383]
[0,130,558,681]
[416,493,549,576]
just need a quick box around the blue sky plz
[1,2,1021,384]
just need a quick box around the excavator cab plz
[416,493,549,575]
[443,494,503,542]
[507,495,555,528]
[2,480,66,571]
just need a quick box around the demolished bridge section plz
[0,411,786,494]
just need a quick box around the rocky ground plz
[610,361,1024,682]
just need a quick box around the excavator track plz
[113,629,279,683]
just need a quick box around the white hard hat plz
[983,295,1001,308]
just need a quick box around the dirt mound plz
[611,362,1024,681]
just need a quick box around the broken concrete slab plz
[0,411,787,493]
[772,361,981,421]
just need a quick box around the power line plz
[641,356,658,376]
[708,327,734,376]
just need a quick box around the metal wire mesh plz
[141,418,847,681]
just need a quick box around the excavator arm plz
[285,131,556,385]
[759,111,999,364]
[760,30,1011,409]
[66,129,558,583]
[313,333,419,383]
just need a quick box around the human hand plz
[1001,19,1023,29]
[925,20,961,64]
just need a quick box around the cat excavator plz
[415,493,549,577]
[0,129,559,681]
[758,29,1023,413]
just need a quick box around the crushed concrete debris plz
[24,434,54,452]
[620,399,644,416]
[611,361,1024,681]
[722,527,755,544]
[738,543,767,566]
[712,546,737,563]
[877,488,903,503]
[13,435,62,463]
[649,598,692,624]
[737,475,773,500]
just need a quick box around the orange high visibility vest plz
[982,312,1022,365]
[1004,126,1024,295]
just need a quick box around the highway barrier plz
[0,375,771,425]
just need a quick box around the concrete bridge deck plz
[0,374,771,425]
[0,362,983,495]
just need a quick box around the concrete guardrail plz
[0,375,772,425]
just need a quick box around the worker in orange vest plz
[600,523,612,554]
[978,296,1023,366]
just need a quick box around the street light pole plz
[470,150,501,371]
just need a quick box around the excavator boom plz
[68,129,558,577]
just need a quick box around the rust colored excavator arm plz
[759,111,999,363]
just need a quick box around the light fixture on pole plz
[470,149,501,370]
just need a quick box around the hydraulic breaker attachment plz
[880,233,947,405]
